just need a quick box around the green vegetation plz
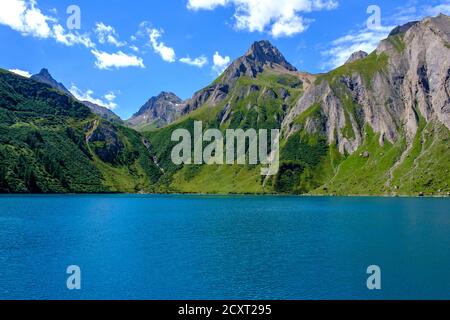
[388,34,407,53]
[0,69,162,193]
[315,126,406,195]
[391,122,450,195]
[316,52,389,88]
[1,49,449,196]
[144,69,305,194]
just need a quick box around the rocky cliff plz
[127,92,183,131]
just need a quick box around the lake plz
[0,195,449,300]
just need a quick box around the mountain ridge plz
[1,14,449,195]
[145,14,450,196]
[30,68,123,124]
[127,91,184,131]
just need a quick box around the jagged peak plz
[345,50,368,64]
[131,91,183,119]
[37,68,51,76]
[156,91,181,100]
[243,40,297,71]
[31,68,71,96]
[219,40,297,83]
[388,21,420,37]
[32,68,56,82]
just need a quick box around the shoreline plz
[0,192,449,198]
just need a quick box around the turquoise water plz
[0,195,449,300]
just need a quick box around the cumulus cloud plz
[70,85,119,110]
[94,22,126,47]
[0,1,148,70]
[321,25,394,69]
[320,1,450,70]
[53,24,95,48]
[149,28,176,62]
[179,55,208,67]
[423,2,450,16]
[187,0,338,37]
[212,51,231,74]
[0,0,97,49]
[0,0,53,38]
[91,49,145,70]
[8,68,32,78]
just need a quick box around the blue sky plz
[1,0,449,119]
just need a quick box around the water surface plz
[0,195,449,299]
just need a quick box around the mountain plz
[31,68,72,96]
[81,100,123,125]
[345,50,368,64]
[0,69,163,193]
[127,92,183,131]
[180,40,311,116]
[145,41,316,193]
[1,14,449,195]
[145,14,450,196]
[31,68,123,125]
[281,13,450,195]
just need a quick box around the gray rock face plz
[179,40,302,118]
[128,92,183,129]
[389,21,419,37]
[82,100,123,124]
[283,14,450,155]
[86,121,124,164]
[31,68,72,96]
[345,51,368,64]
[222,40,297,83]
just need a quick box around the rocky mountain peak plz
[156,91,181,101]
[244,40,297,71]
[31,68,71,96]
[127,91,183,130]
[36,68,51,78]
[388,21,419,37]
[220,40,297,83]
[345,50,368,64]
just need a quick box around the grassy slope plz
[145,51,450,195]
[0,69,162,193]
[2,45,448,195]
[146,69,304,193]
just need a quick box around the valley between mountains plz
[1,14,449,196]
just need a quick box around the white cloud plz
[423,3,450,16]
[70,85,118,110]
[179,55,208,67]
[271,16,309,38]
[104,91,117,103]
[187,0,227,10]
[212,51,231,74]
[94,22,126,47]
[321,25,394,69]
[320,1,450,70]
[0,0,53,38]
[129,45,139,52]
[8,68,32,78]
[0,0,96,49]
[149,28,176,62]
[187,0,338,37]
[91,49,145,70]
[53,24,95,48]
